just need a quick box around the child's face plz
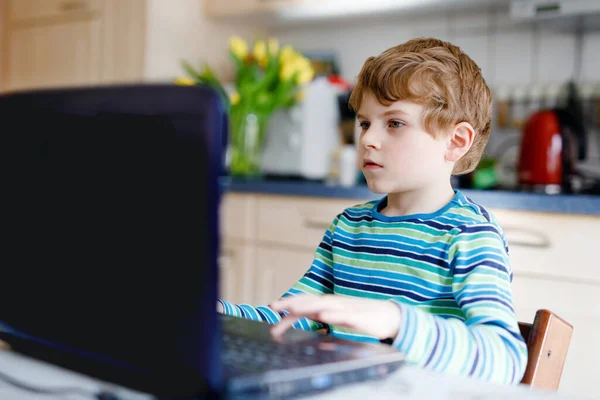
[357,92,450,195]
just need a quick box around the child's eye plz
[358,121,370,131]
[389,120,405,129]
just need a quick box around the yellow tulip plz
[253,40,268,68]
[229,91,240,105]
[229,36,248,60]
[174,77,195,86]
[279,45,297,65]
[280,62,296,82]
[268,38,279,56]
[296,58,315,84]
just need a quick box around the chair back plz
[518,309,573,390]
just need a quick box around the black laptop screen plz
[0,85,224,396]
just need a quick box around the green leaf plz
[181,60,205,82]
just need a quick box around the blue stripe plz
[334,263,452,292]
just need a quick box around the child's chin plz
[366,180,389,194]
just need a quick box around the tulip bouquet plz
[177,36,315,178]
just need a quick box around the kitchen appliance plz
[517,107,587,194]
[260,76,341,180]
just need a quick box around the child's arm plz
[217,216,339,331]
[387,223,528,385]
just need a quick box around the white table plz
[0,351,585,400]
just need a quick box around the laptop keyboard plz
[222,332,344,375]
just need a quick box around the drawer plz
[220,193,256,241]
[256,195,368,250]
[490,209,600,283]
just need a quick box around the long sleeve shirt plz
[218,190,528,385]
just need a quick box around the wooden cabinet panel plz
[4,0,146,92]
[219,240,255,305]
[9,0,101,23]
[490,209,600,283]
[254,246,315,306]
[7,17,101,91]
[221,193,257,242]
[256,195,365,250]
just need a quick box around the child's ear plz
[445,122,475,162]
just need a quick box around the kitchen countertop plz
[222,179,600,216]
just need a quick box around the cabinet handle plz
[59,1,87,12]
[503,226,551,249]
[304,218,331,231]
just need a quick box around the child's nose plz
[360,127,382,149]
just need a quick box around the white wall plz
[270,8,600,178]
[270,9,600,89]
[144,0,266,82]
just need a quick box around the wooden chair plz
[518,309,573,390]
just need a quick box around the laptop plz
[0,84,405,399]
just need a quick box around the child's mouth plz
[363,160,383,170]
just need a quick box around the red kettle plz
[517,99,587,194]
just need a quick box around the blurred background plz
[1,1,599,399]
[1,0,600,193]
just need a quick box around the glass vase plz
[228,109,269,180]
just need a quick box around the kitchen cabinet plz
[1,0,146,92]
[254,246,315,305]
[8,0,102,22]
[220,241,256,305]
[6,16,102,91]
[219,192,600,399]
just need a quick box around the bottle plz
[494,85,511,129]
[339,145,358,187]
[510,86,527,129]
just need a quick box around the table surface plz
[0,350,586,400]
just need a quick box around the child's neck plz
[381,180,455,217]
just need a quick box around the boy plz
[218,37,528,385]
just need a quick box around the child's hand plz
[216,301,224,313]
[269,294,401,341]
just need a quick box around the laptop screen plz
[0,84,226,396]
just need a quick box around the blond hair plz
[349,37,492,175]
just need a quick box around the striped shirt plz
[219,190,528,384]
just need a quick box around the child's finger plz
[270,314,300,339]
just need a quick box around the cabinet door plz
[219,241,255,305]
[490,209,600,283]
[6,16,101,91]
[254,247,314,306]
